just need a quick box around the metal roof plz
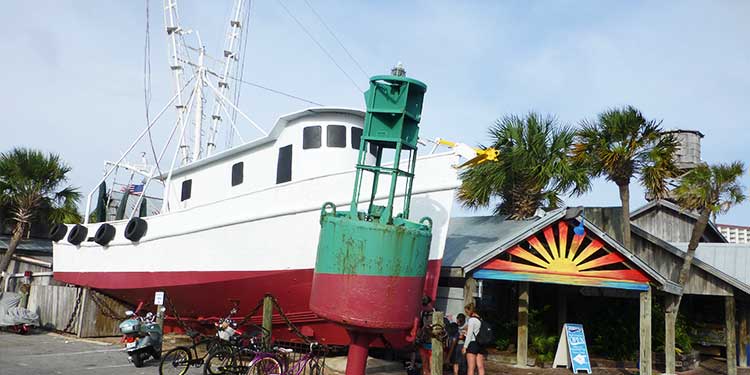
[442,208,680,293]
[0,236,52,255]
[670,242,750,289]
[630,224,750,295]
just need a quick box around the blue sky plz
[1,0,748,224]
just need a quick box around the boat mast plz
[193,37,206,161]
[206,0,248,156]
[163,0,191,165]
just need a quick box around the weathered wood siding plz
[27,285,81,332]
[631,206,723,243]
[631,235,732,296]
[27,285,129,337]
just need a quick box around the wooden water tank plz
[665,130,703,170]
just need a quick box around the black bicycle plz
[159,329,230,375]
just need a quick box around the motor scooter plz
[118,303,163,368]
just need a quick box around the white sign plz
[154,291,165,306]
[552,324,592,374]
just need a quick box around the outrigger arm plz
[422,137,499,168]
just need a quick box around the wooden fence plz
[27,285,130,337]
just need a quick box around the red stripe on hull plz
[310,273,425,330]
[54,259,441,347]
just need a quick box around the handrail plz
[83,91,180,224]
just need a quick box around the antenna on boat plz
[206,0,249,157]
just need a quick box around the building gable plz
[474,220,653,291]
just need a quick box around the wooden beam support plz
[431,311,445,375]
[262,294,274,347]
[740,304,748,368]
[517,282,529,367]
[665,295,677,375]
[464,277,477,308]
[727,296,737,375]
[640,287,652,375]
[557,289,567,332]
[76,287,89,338]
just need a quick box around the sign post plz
[552,323,592,374]
[154,291,165,336]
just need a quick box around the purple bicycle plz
[246,342,326,375]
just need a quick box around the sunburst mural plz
[474,221,651,291]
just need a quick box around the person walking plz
[462,303,487,375]
[450,313,467,375]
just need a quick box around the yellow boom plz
[434,138,499,169]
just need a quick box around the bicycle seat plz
[276,347,294,354]
[186,330,201,338]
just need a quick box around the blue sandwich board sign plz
[552,323,592,374]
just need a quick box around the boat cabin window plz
[276,145,293,184]
[303,126,321,149]
[231,162,244,186]
[181,179,192,201]
[351,127,362,149]
[327,125,346,148]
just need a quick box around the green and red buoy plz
[309,69,433,375]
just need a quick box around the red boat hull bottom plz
[54,259,441,347]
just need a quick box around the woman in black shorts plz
[461,303,487,375]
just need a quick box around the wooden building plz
[438,207,679,375]
[439,202,750,375]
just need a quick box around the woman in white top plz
[461,303,487,375]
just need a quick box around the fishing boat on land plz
[52,0,460,346]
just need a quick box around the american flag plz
[122,184,144,195]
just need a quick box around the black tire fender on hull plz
[67,224,88,245]
[94,223,116,246]
[125,217,148,242]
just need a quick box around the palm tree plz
[0,148,81,283]
[672,161,746,306]
[573,106,679,249]
[458,112,591,219]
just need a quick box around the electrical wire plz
[230,76,324,106]
[302,0,369,80]
[144,0,163,179]
[275,0,363,93]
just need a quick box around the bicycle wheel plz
[204,346,234,375]
[159,347,191,375]
[247,356,282,375]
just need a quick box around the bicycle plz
[159,329,230,375]
[203,326,271,375]
[246,342,327,375]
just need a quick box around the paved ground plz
[0,330,204,375]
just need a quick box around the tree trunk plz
[0,223,27,285]
[674,209,711,309]
[617,183,632,250]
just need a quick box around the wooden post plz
[464,277,477,309]
[76,287,89,338]
[517,282,529,367]
[557,288,567,332]
[726,296,737,375]
[665,295,677,375]
[740,305,748,368]
[262,294,274,347]
[639,287,652,375]
[431,311,445,375]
